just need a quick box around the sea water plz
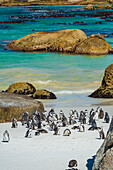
[0,5,113,107]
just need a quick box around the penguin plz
[91,119,97,130]
[62,115,68,127]
[79,124,85,132]
[39,129,48,133]
[104,112,110,123]
[35,130,40,136]
[68,160,77,168]
[59,110,64,120]
[53,125,59,135]
[73,110,79,119]
[71,125,79,130]
[11,118,18,128]
[63,129,71,136]
[94,111,99,121]
[98,108,104,119]
[3,130,10,142]
[25,128,32,138]
[98,127,105,139]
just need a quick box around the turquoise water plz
[0,5,113,107]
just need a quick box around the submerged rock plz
[93,118,113,170]
[6,82,36,94]
[32,89,57,99]
[0,92,44,123]
[89,64,113,98]
[7,29,87,52]
[75,34,112,55]
[84,4,95,10]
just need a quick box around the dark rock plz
[32,89,57,99]
[93,118,113,170]
[6,82,36,95]
[89,64,113,98]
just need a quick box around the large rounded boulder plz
[49,29,87,52]
[89,64,113,98]
[0,92,44,123]
[75,34,112,55]
[33,89,57,99]
[6,82,36,94]
[7,29,87,52]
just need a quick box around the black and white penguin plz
[25,128,32,138]
[68,159,78,168]
[11,118,18,128]
[3,130,10,142]
[63,129,71,136]
[98,127,105,139]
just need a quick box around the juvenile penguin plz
[104,112,110,123]
[98,108,104,119]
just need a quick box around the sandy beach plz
[0,106,111,170]
[0,4,113,170]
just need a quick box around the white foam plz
[33,80,54,84]
[55,90,94,95]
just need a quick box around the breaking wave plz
[55,90,94,94]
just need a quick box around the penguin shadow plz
[95,137,100,140]
[86,155,95,170]
[2,141,9,143]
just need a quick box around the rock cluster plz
[7,29,87,53]
[6,82,57,99]
[93,117,113,170]
[7,29,112,55]
[89,64,113,98]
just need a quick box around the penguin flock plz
[2,107,110,170]
[2,106,110,141]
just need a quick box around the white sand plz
[0,106,112,170]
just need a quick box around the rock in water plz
[0,92,44,122]
[32,89,57,99]
[89,64,113,98]
[93,118,113,170]
[49,29,87,52]
[84,4,95,10]
[75,34,112,55]
[7,29,87,52]
[6,82,36,94]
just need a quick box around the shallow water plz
[0,5,113,107]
